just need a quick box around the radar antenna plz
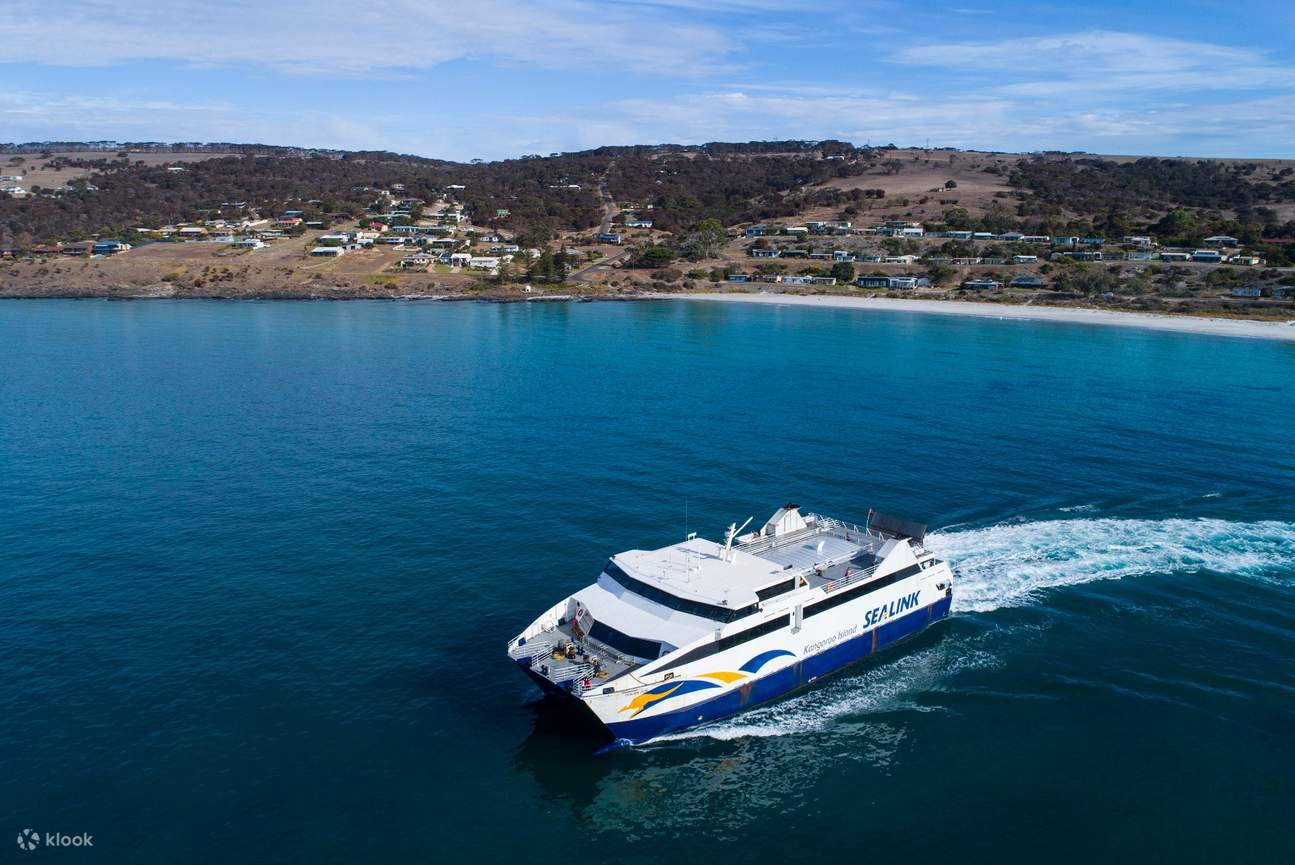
[723,516,754,562]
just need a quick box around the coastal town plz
[2,143,1293,318]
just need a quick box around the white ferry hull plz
[585,589,952,745]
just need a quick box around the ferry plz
[506,505,954,746]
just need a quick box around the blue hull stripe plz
[604,592,953,744]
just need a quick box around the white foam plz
[927,517,1295,613]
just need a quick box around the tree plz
[681,218,727,261]
[927,263,957,286]
[943,207,973,231]
[830,261,855,283]
[638,245,677,268]
[944,179,957,189]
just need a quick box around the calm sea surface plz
[2,299,1293,864]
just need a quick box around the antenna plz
[723,516,754,562]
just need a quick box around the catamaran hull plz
[600,592,952,745]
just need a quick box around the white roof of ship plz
[611,536,787,610]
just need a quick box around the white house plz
[309,246,345,257]
[232,238,265,250]
[468,256,501,271]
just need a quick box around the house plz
[282,210,305,218]
[832,250,854,261]
[1052,236,1080,247]
[1010,275,1046,288]
[1124,235,1154,247]
[750,248,781,258]
[92,240,131,254]
[882,254,918,265]
[962,278,1001,291]
[898,227,925,237]
[309,246,345,257]
[1079,236,1105,246]
[398,253,436,270]
[1128,251,1155,261]
[315,234,350,247]
[785,226,810,237]
[948,231,973,241]
[449,252,472,267]
[810,277,838,286]
[726,274,750,282]
[999,232,1025,242]
[1191,249,1224,263]
[597,232,622,244]
[971,231,994,240]
[1230,286,1262,297]
[177,226,209,238]
[856,275,921,289]
[625,219,654,229]
[1203,235,1238,247]
[468,256,501,271]
[232,237,265,250]
[1022,235,1050,243]
[63,243,93,256]
[1228,255,1264,266]
[1159,251,1191,262]
[744,225,767,237]
[1011,255,1038,264]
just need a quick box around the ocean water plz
[1,298,1292,864]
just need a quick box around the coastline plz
[4,285,1294,342]
[648,292,1295,342]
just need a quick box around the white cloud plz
[893,30,1295,95]
[0,0,735,76]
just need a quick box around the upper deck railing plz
[735,513,885,557]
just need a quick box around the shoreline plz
[5,288,1295,341]
[647,292,1295,342]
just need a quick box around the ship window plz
[604,561,758,623]
[588,621,663,660]
[656,614,791,672]
[756,578,796,601]
[803,564,924,619]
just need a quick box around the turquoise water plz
[2,299,1293,864]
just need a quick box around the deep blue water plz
[2,299,1293,864]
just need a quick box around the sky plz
[2,0,1293,161]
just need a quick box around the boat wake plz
[927,517,1295,613]
[650,516,1295,746]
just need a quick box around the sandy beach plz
[651,292,1295,342]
